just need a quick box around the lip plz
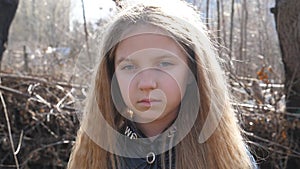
[137,98,161,107]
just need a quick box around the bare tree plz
[271,2,300,167]
[271,0,300,114]
[229,0,235,61]
[206,0,210,29]
[10,0,70,47]
[239,0,247,63]
[216,0,221,43]
[80,0,91,64]
[220,0,227,48]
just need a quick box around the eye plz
[158,61,174,67]
[121,64,136,70]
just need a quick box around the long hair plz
[68,0,253,168]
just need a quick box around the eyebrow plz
[115,57,132,65]
[115,54,178,65]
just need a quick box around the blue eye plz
[158,61,174,67]
[121,64,136,70]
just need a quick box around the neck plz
[135,111,178,138]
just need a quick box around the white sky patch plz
[70,0,116,24]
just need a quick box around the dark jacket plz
[113,120,258,169]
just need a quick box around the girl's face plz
[114,28,190,123]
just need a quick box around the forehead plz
[115,25,187,61]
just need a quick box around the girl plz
[68,0,258,168]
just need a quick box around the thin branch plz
[244,131,300,158]
[0,85,30,98]
[0,72,88,89]
[14,130,24,155]
[80,0,92,64]
[0,140,74,168]
[0,82,19,168]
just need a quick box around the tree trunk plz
[229,0,235,61]
[206,0,210,29]
[239,0,248,76]
[0,0,19,65]
[271,0,300,114]
[271,1,300,167]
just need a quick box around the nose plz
[136,69,157,91]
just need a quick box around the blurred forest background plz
[0,0,299,168]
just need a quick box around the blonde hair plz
[68,0,253,168]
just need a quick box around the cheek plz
[116,75,130,100]
[116,74,137,105]
[159,74,185,101]
[163,70,189,98]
